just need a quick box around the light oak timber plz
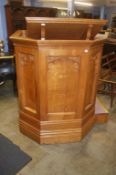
[95,114,109,124]
[11,18,107,144]
[95,98,109,124]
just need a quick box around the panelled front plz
[11,17,107,144]
[38,45,84,121]
[15,46,39,118]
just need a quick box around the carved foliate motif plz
[48,56,80,72]
[91,49,100,59]
[19,53,34,65]
[48,56,80,63]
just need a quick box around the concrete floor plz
[0,81,116,175]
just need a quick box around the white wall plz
[0,0,8,52]
[23,0,31,6]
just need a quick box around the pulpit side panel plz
[84,46,103,113]
[15,46,39,118]
[82,45,103,136]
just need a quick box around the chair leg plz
[13,78,17,94]
[110,84,115,107]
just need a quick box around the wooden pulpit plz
[11,18,107,144]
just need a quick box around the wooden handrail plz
[99,78,116,84]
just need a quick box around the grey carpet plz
[0,134,32,175]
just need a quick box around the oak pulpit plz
[11,18,107,144]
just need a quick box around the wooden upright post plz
[41,23,46,40]
[86,24,93,40]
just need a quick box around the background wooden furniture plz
[11,17,107,144]
[111,14,116,28]
[0,40,16,89]
[5,5,57,52]
[98,51,116,107]
[0,53,16,91]
[103,41,116,55]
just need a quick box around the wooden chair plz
[98,51,116,107]
[0,54,16,92]
[0,40,16,91]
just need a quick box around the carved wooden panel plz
[47,56,80,119]
[17,52,37,115]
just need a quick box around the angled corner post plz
[86,24,94,40]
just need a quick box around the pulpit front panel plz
[47,56,80,120]
[38,46,83,121]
